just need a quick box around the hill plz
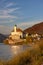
[0,34,8,43]
[24,22,43,34]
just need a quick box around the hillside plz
[24,22,43,34]
[0,34,8,43]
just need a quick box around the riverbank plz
[4,35,43,45]
[0,41,43,65]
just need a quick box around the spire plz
[14,24,17,32]
[15,25,17,27]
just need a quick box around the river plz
[0,43,32,60]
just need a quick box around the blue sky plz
[0,0,43,34]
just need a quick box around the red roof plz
[12,28,23,32]
[16,28,22,32]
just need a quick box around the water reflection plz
[0,44,31,60]
[11,46,20,55]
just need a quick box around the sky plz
[0,0,43,34]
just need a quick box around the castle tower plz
[14,25,17,32]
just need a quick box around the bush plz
[26,36,33,43]
[7,44,43,65]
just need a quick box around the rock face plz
[24,22,43,34]
[0,34,8,43]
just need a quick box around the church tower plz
[14,25,17,32]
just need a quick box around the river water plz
[0,43,31,60]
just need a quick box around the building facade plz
[9,25,23,40]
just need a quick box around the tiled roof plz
[12,28,23,32]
